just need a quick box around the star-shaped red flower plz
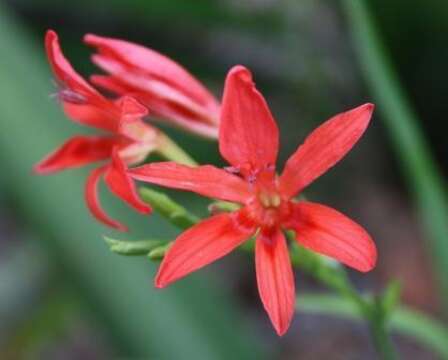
[129,65,377,335]
[34,30,155,231]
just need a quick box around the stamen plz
[57,89,88,104]
[51,79,88,105]
[224,166,240,175]
[248,173,258,186]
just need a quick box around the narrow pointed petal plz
[115,96,148,121]
[286,202,377,272]
[129,162,252,204]
[155,211,256,288]
[63,96,147,134]
[85,166,127,231]
[34,135,118,174]
[46,30,98,96]
[91,74,220,139]
[104,149,151,214]
[84,34,220,114]
[219,66,279,171]
[62,103,117,132]
[255,230,295,336]
[46,30,117,131]
[279,103,374,198]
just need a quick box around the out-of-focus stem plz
[341,0,448,303]
[155,132,198,166]
[369,315,398,360]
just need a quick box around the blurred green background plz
[0,0,447,359]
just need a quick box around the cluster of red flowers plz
[36,30,377,335]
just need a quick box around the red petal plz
[286,202,377,272]
[90,59,219,138]
[45,30,117,131]
[155,211,256,288]
[279,104,374,198]
[115,96,148,120]
[84,34,220,113]
[64,96,147,137]
[85,166,128,231]
[129,162,252,204]
[91,74,219,139]
[62,103,117,131]
[104,149,151,214]
[34,135,118,174]
[219,66,279,172]
[255,230,295,336]
[46,30,98,96]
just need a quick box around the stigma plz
[259,192,281,208]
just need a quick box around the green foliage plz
[342,0,448,304]
[298,293,448,358]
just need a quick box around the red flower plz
[129,66,377,335]
[34,30,155,231]
[84,34,220,139]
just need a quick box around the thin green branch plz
[155,132,198,166]
[104,237,167,256]
[139,187,199,229]
[298,293,448,358]
[127,187,444,359]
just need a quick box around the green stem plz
[341,0,448,303]
[369,322,397,360]
[132,187,448,357]
[288,239,369,314]
[155,132,198,166]
[299,294,448,358]
[139,187,199,229]
[289,234,396,359]
[368,305,398,360]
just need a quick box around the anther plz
[224,166,240,175]
[57,89,88,104]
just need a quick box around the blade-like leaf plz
[342,0,448,303]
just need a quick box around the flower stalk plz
[119,186,400,358]
[155,132,198,167]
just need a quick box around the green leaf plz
[342,0,448,304]
[298,293,448,358]
[104,237,166,256]
[381,281,401,318]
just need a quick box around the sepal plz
[104,236,165,256]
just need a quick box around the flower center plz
[244,172,292,229]
[258,191,281,209]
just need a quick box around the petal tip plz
[361,102,375,115]
[115,223,129,232]
[138,204,153,215]
[274,325,289,337]
[227,65,252,83]
[117,96,148,118]
[83,33,94,42]
[33,163,47,175]
[45,29,59,55]
[45,29,57,41]
[360,246,378,273]
[155,277,168,289]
